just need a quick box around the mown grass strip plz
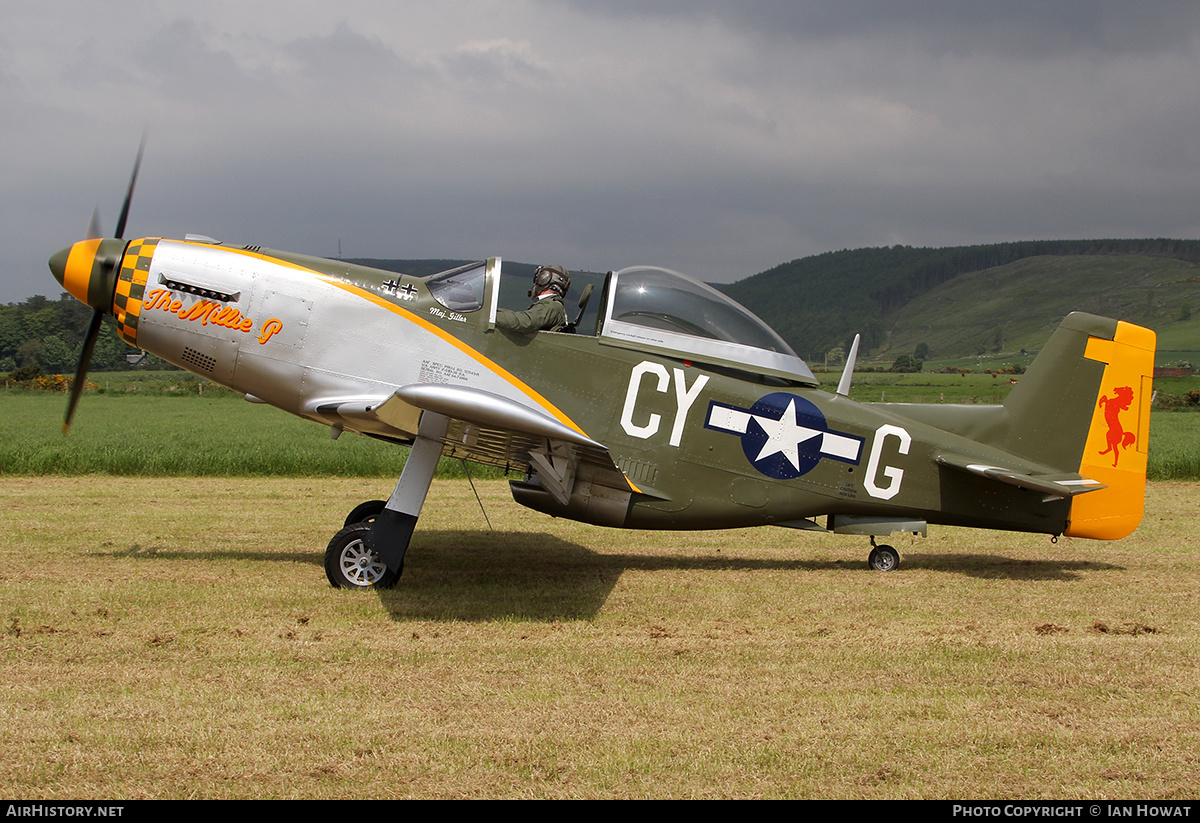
[2,477,1198,798]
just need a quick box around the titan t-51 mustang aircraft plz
[48,155,1156,588]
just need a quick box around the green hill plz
[720,240,1200,363]
[879,254,1200,363]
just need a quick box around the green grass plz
[837,370,1024,404]
[1149,414,1200,480]
[2,387,1196,479]
[0,393,501,478]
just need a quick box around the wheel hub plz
[340,538,387,586]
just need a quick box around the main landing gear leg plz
[368,411,449,578]
[324,412,448,589]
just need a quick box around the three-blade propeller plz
[62,139,145,434]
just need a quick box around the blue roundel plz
[741,393,829,480]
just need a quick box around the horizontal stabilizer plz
[936,453,1104,501]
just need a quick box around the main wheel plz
[867,545,900,572]
[343,499,387,527]
[325,523,399,589]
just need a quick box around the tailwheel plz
[325,523,399,589]
[343,499,387,527]
[867,544,900,572]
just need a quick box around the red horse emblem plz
[1097,386,1136,467]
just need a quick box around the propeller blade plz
[86,207,102,241]
[113,136,145,240]
[63,309,104,435]
[62,134,146,434]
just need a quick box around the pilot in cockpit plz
[495,264,571,334]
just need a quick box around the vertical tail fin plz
[1002,312,1155,539]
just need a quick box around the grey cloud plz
[561,1,1200,57]
[7,2,1200,304]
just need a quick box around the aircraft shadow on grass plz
[100,532,1125,622]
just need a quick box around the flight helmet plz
[530,264,571,299]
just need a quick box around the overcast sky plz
[6,0,1200,302]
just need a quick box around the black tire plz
[343,499,387,527]
[867,545,901,572]
[324,523,399,589]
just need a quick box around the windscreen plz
[427,262,486,312]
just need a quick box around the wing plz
[308,383,634,508]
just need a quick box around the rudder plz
[1067,319,1155,539]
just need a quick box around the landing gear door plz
[485,257,502,330]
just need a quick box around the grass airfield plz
[2,476,1198,799]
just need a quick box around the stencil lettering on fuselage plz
[705,393,863,480]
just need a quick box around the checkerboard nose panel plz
[114,238,159,345]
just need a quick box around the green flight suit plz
[495,295,567,334]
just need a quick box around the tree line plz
[0,293,158,377]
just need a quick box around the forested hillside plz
[720,239,1200,360]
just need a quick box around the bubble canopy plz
[599,266,816,384]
